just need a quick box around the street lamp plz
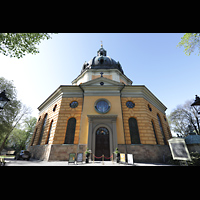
[191,95,200,114]
[0,90,10,110]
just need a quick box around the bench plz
[6,151,15,155]
[0,158,6,166]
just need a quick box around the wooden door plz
[95,127,110,161]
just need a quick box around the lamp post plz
[191,95,200,115]
[0,90,10,110]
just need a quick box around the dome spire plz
[97,42,106,56]
[101,40,103,48]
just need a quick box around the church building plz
[29,44,172,163]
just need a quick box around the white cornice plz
[37,84,167,115]
[121,85,167,113]
[38,85,83,113]
[72,69,133,85]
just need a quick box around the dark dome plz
[81,46,124,74]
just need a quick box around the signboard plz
[68,153,76,164]
[168,138,191,161]
[120,153,126,163]
[127,154,134,165]
[76,153,83,163]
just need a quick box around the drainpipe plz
[119,83,128,156]
[77,84,85,155]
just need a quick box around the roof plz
[81,46,124,75]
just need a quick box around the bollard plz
[112,154,114,165]
[102,154,104,165]
[93,154,94,164]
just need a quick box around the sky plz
[0,33,200,119]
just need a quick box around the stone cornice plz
[38,85,83,112]
[121,85,167,113]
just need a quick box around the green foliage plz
[187,152,200,166]
[114,148,119,154]
[167,152,200,166]
[85,148,90,155]
[177,33,200,56]
[0,77,21,145]
[0,77,32,152]
[0,33,54,59]
[8,116,37,152]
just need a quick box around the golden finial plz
[101,40,103,48]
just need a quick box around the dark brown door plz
[95,127,110,161]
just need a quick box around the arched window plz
[31,128,37,146]
[151,120,158,144]
[157,114,167,145]
[46,120,53,144]
[129,117,141,144]
[53,104,57,112]
[38,113,48,145]
[64,118,76,144]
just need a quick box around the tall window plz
[151,120,158,144]
[129,117,141,144]
[31,128,37,146]
[157,114,167,145]
[38,113,48,145]
[46,120,53,144]
[64,118,76,144]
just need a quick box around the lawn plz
[0,155,15,159]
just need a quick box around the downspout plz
[76,84,84,155]
[119,83,127,156]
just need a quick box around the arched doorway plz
[95,127,110,161]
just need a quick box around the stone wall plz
[118,144,171,163]
[29,144,87,161]
[29,145,51,161]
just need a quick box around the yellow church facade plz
[29,45,172,163]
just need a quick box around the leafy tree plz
[8,116,37,152]
[168,99,200,137]
[177,33,200,56]
[0,33,54,59]
[0,77,21,144]
[0,77,31,153]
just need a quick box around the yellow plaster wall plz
[31,97,83,146]
[92,75,112,80]
[79,95,125,144]
[53,97,83,145]
[121,97,172,145]
[31,98,62,146]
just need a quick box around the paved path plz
[4,158,173,166]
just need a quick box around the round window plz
[95,99,110,114]
[126,101,135,108]
[70,101,78,108]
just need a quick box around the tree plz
[0,77,31,153]
[0,33,55,59]
[0,77,21,144]
[8,116,37,152]
[168,99,200,137]
[177,33,200,56]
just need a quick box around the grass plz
[0,155,15,159]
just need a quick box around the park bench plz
[0,157,6,166]
[6,151,15,155]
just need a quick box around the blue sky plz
[1,33,199,118]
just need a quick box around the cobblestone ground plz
[4,158,173,166]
